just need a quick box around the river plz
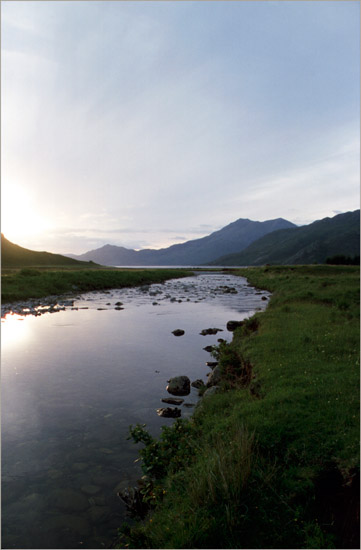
[1,271,269,549]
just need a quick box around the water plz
[1,272,269,549]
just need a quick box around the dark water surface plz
[1,272,269,549]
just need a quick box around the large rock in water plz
[226,320,244,332]
[156,407,181,418]
[166,376,191,396]
[206,366,222,387]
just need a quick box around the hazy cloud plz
[1,1,359,254]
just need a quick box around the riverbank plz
[1,267,192,305]
[118,265,359,549]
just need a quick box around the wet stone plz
[51,488,90,512]
[88,505,110,523]
[81,484,101,495]
[161,397,184,405]
[156,407,181,418]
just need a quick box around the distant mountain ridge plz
[1,234,98,268]
[66,217,296,266]
[208,210,360,266]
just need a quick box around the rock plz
[156,407,181,418]
[183,403,195,408]
[81,484,101,495]
[161,397,184,405]
[203,386,221,398]
[200,328,223,336]
[166,376,191,396]
[226,320,244,332]
[172,329,185,336]
[115,302,123,306]
[206,366,222,387]
[262,296,268,301]
[206,361,218,368]
[203,345,214,352]
[191,379,205,389]
[115,306,124,310]
[59,299,74,307]
[88,505,110,523]
[45,514,91,537]
[52,489,89,512]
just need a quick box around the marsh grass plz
[118,265,359,549]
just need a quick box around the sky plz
[1,0,360,255]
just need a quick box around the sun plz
[1,183,54,245]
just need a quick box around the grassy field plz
[1,267,192,303]
[118,265,359,549]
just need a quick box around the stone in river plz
[45,514,91,537]
[161,397,184,405]
[166,376,191,396]
[156,407,181,418]
[226,320,244,332]
[203,345,214,352]
[203,386,221,398]
[81,484,101,496]
[206,366,222,387]
[200,328,223,336]
[191,379,205,389]
[206,361,218,368]
[52,488,89,512]
[88,505,110,523]
[172,329,185,336]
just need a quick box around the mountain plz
[67,217,296,266]
[208,210,360,266]
[1,234,99,268]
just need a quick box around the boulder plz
[226,320,244,332]
[161,397,184,405]
[203,345,214,352]
[172,329,185,336]
[206,361,218,368]
[191,379,205,389]
[166,376,191,396]
[206,366,222,387]
[156,407,181,418]
[200,328,223,336]
[203,386,221,398]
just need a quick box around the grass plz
[1,267,192,303]
[118,265,359,549]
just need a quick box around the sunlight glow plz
[1,315,32,353]
[1,183,54,245]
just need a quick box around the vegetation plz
[326,254,360,266]
[1,233,99,268]
[208,210,360,266]
[118,265,359,549]
[1,268,191,303]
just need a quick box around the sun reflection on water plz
[1,314,32,353]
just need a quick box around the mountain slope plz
[1,234,99,268]
[67,217,296,266]
[208,210,360,266]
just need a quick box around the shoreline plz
[118,265,360,549]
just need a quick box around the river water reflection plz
[1,272,269,549]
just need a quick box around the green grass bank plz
[1,268,192,303]
[118,265,359,549]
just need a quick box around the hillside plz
[67,217,296,266]
[208,210,360,266]
[1,234,100,268]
